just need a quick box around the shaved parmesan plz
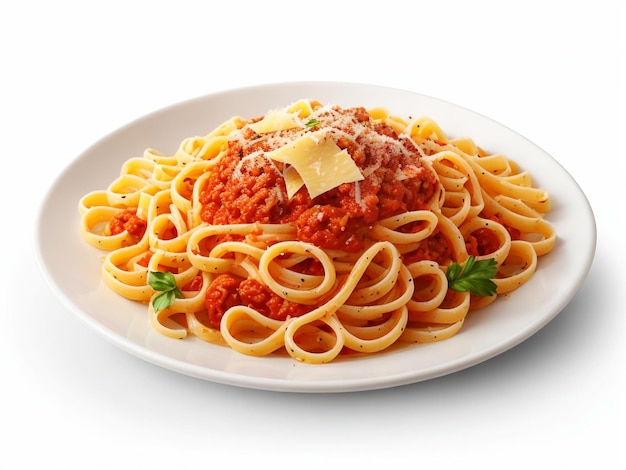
[283,165,304,199]
[266,130,364,199]
[249,110,304,134]
[286,99,316,119]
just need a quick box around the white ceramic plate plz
[35,82,596,392]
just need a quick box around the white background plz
[1,1,624,469]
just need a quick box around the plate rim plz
[34,80,597,392]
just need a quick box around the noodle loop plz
[78,100,555,363]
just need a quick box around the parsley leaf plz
[152,290,176,313]
[148,271,183,313]
[305,118,321,128]
[446,256,498,296]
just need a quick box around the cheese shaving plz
[266,130,364,199]
[249,109,304,135]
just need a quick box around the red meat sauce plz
[203,274,310,329]
[107,209,147,239]
[199,105,439,249]
[107,208,177,241]
[465,213,521,257]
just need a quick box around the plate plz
[35,81,596,392]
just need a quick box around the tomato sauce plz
[107,209,146,240]
[465,213,521,257]
[204,274,312,329]
[199,106,439,252]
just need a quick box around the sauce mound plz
[199,104,439,253]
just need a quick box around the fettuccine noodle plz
[78,99,555,363]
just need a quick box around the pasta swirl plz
[78,99,555,363]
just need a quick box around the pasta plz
[78,99,556,363]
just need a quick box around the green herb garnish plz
[305,118,321,128]
[148,271,183,313]
[445,256,498,296]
